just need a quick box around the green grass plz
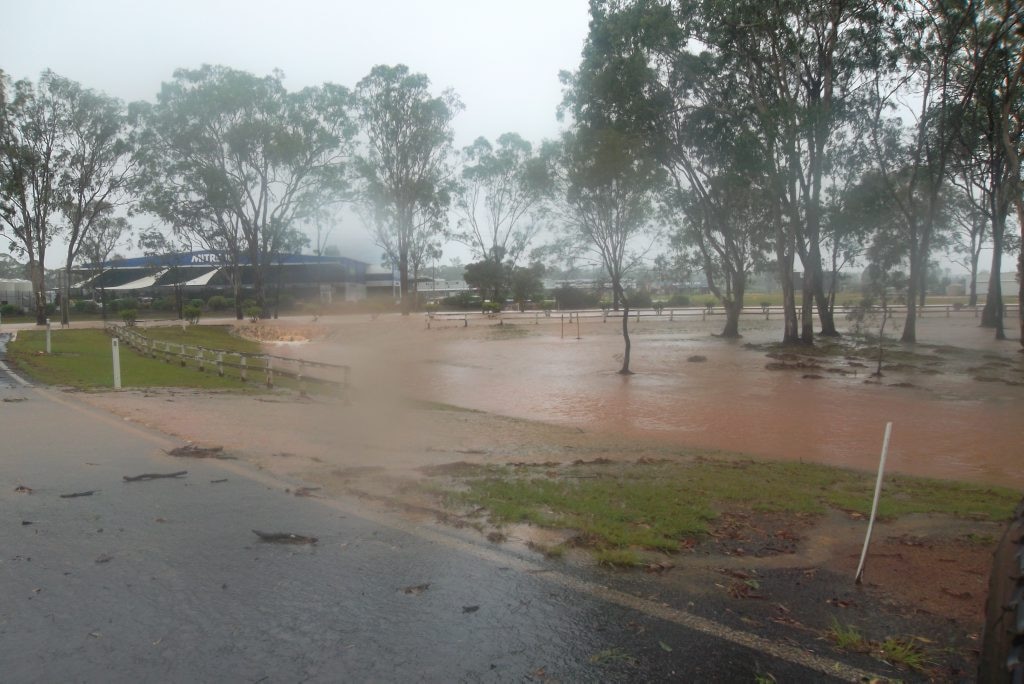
[880,638,930,672]
[434,456,1020,556]
[7,328,263,391]
[827,619,870,652]
[141,325,261,354]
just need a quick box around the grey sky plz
[3,0,591,265]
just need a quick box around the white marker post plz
[855,422,893,584]
[112,338,122,389]
[45,318,52,353]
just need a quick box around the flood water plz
[308,314,1024,489]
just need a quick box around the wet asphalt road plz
[0,355,864,682]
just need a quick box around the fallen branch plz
[165,445,235,460]
[123,471,188,482]
[252,530,318,545]
[60,490,97,498]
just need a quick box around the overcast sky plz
[3,0,591,266]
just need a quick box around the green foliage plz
[150,297,175,312]
[440,292,482,310]
[463,258,508,301]
[133,64,354,314]
[120,309,137,326]
[626,289,652,308]
[245,305,261,322]
[72,300,101,314]
[551,286,599,309]
[353,64,461,312]
[1,304,26,316]
[481,301,501,314]
[204,295,228,311]
[188,298,204,310]
[827,619,869,652]
[183,305,201,324]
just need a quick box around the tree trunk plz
[61,263,74,326]
[617,283,632,375]
[30,259,48,326]
[398,252,410,315]
[968,251,979,307]
[720,278,744,338]
[901,240,920,343]
[800,271,814,344]
[232,267,243,320]
[981,211,1005,339]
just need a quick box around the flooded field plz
[297,313,1023,489]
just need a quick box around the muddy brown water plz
[282,314,1024,490]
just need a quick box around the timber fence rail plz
[425,302,1020,329]
[105,323,350,398]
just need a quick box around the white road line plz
[0,360,31,387]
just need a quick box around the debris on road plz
[14,485,33,494]
[95,554,113,564]
[165,444,235,460]
[251,530,318,545]
[123,471,188,482]
[402,583,430,595]
[210,478,228,484]
[462,605,479,613]
[293,487,321,498]
[21,520,35,526]
[2,397,27,403]
[60,490,97,498]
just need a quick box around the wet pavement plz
[0,379,877,681]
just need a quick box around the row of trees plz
[2,1,1020,373]
[559,0,1022,365]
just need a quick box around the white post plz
[855,422,893,584]
[112,338,122,389]
[46,318,52,354]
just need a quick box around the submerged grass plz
[436,455,1019,556]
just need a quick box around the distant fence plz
[425,302,1021,329]
[105,323,350,397]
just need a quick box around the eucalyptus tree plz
[453,133,551,272]
[551,127,663,375]
[566,0,888,344]
[353,64,461,313]
[54,78,134,326]
[79,215,130,318]
[134,65,355,317]
[1,70,131,325]
[669,174,771,338]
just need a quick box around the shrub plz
[183,305,202,325]
[627,290,653,308]
[481,301,501,314]
[109,297,139,313]
[551,286,599,310]
[441,292,482,310]
[151,297,175,311]
[666,294,691,307]
[207,295,228,311]
[245,305,261,322]
[189,298,204,310]
[0,304,26,317]
[72,300,99,314]
[121,309,138,327]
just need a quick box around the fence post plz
[240,356,248,382]
[111,338,122,389]
[217,352,224,377]
[180,344,186,367]
[298,360,306,397]
[463,315,468,328]
[561,314,564,339]
[197,348,205,372]
[636,309,640,323]
[46,319,51,354]
[265,356,273,388]
[669,309,674,322]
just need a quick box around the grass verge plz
[431,457,1020,558]
[6,328,263,390]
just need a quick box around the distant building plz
[74,250,369,302]
[0,278,34,310]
